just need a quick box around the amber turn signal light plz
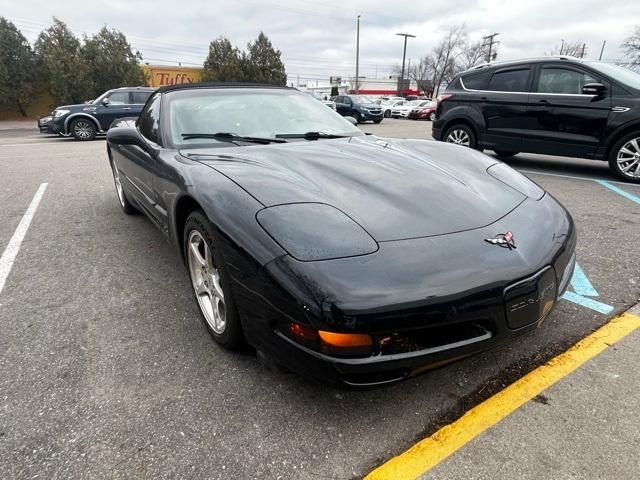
[318,330,373,356]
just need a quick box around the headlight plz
[257,203,378,261]
[487,162,545,200]
[54,109,70,118]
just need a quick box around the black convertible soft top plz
[157,82,294,94]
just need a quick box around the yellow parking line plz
[365,312,640,480]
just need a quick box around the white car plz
[391,100,431,118]
[381,99,406,118]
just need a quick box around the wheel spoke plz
[620,147,635,157]
[210,271,224,300]
[621,159,638,172]
[630,138,640,153]
[189,239,206,268]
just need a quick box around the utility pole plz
[355,15,360,94]
[599,40,606,60]
[396,32,416,96]
[560,39,564,55]
[482,33,500,63]
[580,43,586,59]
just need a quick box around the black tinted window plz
[131,91,152,104]
[537,67,599,94]
[137,93,161,144]
[487,69,530,92]
[463,72,491,90]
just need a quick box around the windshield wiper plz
[275,131,349,140]
[181,132,288,144]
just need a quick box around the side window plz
[487,69,530,92]
[537,67,599,94]
[335,96,343,104]
[131,91,152,104]
[107,91,130,105]
[137,94,161,144]
[462,71,491,90]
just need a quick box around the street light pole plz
[396,32,416,96]
[355,15,360,94]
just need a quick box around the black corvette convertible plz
[106,83,576,387]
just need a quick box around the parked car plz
[433,56,640,182]
[306,91,336,110]
[106,82,575,386]
[391,100,430,118]
[381,99,405,118]
[50,87,155,141]
[377,96,405,104]
[334,95,383,123]
[408,101,437,121]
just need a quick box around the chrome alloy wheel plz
[111,163,125,207]
[187,230,226,334]
[616,137,640,179]
[446,128,470,146]
[73,120,93,139]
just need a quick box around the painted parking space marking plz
[595,179,640,206]
[519,169,640,188]
[364,312,640,480]
[561,263,614,314]
[0,183,48,295]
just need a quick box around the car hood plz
[55,103,93,110]
[182,136,526,241]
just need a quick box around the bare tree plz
[621,25,640,71]
[548,41,588,58]
[461,40,488,70]
[431,25,468,97]
[407,54,435,96]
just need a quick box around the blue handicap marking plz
[561,262,614,314]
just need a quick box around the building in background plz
[142,65,202,87]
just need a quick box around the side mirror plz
[582,83,606,97]
[107,127,144,147]
[102,98,110,106]
[345,116,358,126]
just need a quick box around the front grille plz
[376,321,492,355]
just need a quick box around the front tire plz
[384,109,391,118]
[184,211,245,349]
[110,161,137,215]
[443,124,477,149]
[373,119,382,124]
[70,118,97,141]
[429,112,436,121]
[608,132,640,183]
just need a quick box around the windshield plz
[351,95,375,104]
[167,88,362,147]
[587,62,640,90]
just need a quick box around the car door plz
[130,90,153,116]
[478,66,532,152]
[97,91,135,130]
[114,93,161,223]
[524,64,611,157]
[334,96,347,115]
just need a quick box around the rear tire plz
[494,151,519,158]
[184,210,245,349]
[443,124,477,149]
[70,118,97,141]
[608,132,640,183]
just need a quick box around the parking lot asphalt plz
[1,120,639,479]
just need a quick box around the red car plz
[408,101,436,121]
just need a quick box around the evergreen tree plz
[0,17,37,116]
[35,18,93,104]
[82,26,145,94]
[202,37,245,82]
[245,32,286,86]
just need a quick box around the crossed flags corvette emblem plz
[485,231,516,250]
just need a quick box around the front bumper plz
[38,117,55,134]
[231,194,576,387]
[360,110,383,121]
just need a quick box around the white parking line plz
[0,183,48,295]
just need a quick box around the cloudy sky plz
[1,0,637,84]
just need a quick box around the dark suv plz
[333,95,383,124]
[50,87,154,141]
[432,57,640,182]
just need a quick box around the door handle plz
[537,99,550,105]
[122,107,132,110]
